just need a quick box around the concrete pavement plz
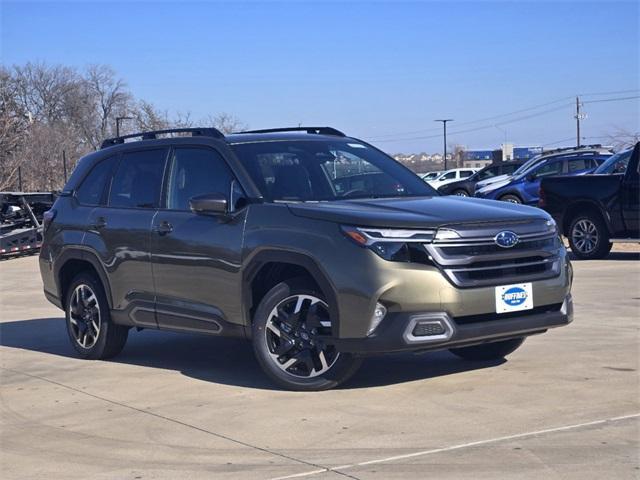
[1,253,638,479]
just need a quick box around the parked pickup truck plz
[539,143,639,259]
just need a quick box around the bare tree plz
[1,61,248,191]
[205,112,247,134]
[605,127,639,151]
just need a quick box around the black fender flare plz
[54,246,113,309]
[562,200,613,236]
[242,248,340,333]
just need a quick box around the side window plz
[460,170,474,178]
[568,157,589,173]
[441,171,457,180]
[109,149,167,208]
[502,164,518,175]
[166,147,235,211]
[533,160,563,179]
[75,156,117,205]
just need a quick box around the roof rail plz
[100,127,225,149]
[543,144,605,154]
[237,126,346,137]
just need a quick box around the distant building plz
[513,146,543,160]
[463,149,496,168]
[463,145,543,167]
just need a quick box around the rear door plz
[150,145,247,333]
[86,147,168,327]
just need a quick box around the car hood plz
[286,196,548,229]
[476,174,511,189]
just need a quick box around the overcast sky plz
[2,0,638,153]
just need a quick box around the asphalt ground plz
[1,251,638,479]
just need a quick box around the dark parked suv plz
[40,127,573,390]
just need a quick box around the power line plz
[583,95,640,104]
[578,89,640,97]
[373,103,573,143]
[367,96,574,140]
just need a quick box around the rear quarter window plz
[75,156,118,206]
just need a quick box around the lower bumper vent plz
[412,321,446,337]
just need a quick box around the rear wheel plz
[252,278,362,391]
[65,272,128,359]
[499,194,521,204]
[453,189,469,197]
[568,213,612,260]
[450,338,524,361]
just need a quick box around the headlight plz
[341,226,434,262]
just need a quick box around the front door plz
[150,145,246,334]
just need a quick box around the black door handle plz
[91,217,107,229]
[153,221,173,235]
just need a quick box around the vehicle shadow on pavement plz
[0,317,504,391]
[567,251,640,261]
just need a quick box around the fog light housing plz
[368,302,387,336]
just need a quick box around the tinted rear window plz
[109,149,167,208]
[75,156,117,205]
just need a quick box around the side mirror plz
[189,193,228,215]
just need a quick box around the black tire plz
[449,338,524,361]
[64,272,128,359]
[252,278,362,391]
[453,189,469,197]
[499,194,522,204]
[567,213,612,260]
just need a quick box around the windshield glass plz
[231,140,437,201]
[512,155,543,176]
[594,149,633,174]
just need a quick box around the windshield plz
[231,140,437,201]
[594,149,633,174]
[512,155,543,176]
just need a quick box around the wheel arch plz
[498,190,524,203]
[562,201,612,236]
[55,247,113,310]
[242,250,339,336]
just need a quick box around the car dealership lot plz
[1,253,638,479]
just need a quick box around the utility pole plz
[116,116,133,137]
[574,96,586,147]
[435,119,454,170]
[62,150,68,184]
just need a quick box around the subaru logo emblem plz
[495,231,519,248]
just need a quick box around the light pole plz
[435,119,453,170]
[115,116,133,137]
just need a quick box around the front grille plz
[454,303,563,325]
[425,226,562,288]
[438,237,557,257]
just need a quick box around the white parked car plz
[420,171,442,182]
[427,168,478,189]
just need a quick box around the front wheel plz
[499,194,521,204]
[453,189,469,197]
[449,338,524,361]
[252,278,362,391]
[568,213,612,260]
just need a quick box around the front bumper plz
[331,294,573,355]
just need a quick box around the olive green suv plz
[39,127,573,391]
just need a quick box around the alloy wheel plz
[68,284,101,349]
[265,294,339,378]
[572,219,599,254]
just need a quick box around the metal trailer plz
[0,192,56,259]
